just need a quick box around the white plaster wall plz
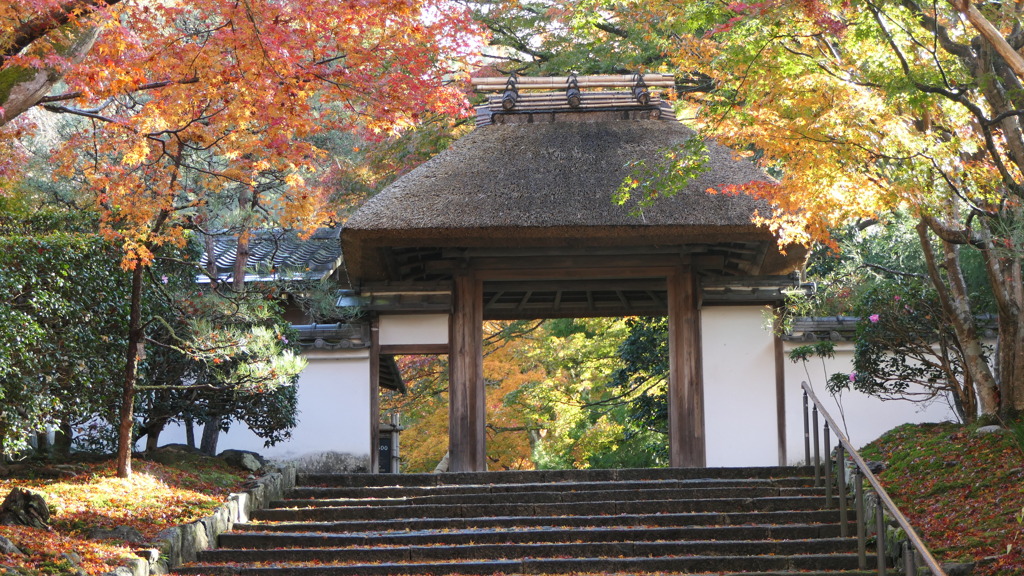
[701,306,779,467]
[782,341,958,461]
[379,314,449,346]
[151,349,372,466]
[700,307,959,467]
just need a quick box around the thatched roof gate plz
[342,75,807,472]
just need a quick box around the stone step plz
[287,477,822,499]
[198,537,860,564]
[219,523,846,549]
[279,484,825,506]
[252,495,834,522]
[298,466,817,487]
[236,508,851,532]
[177,553,873,575]
[175,468,872,576]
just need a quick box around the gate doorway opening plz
[380,317,671,473]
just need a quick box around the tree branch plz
[36,77,200,104]
[593,19,629,39]
[4,0,121,61]
[41,103,117,123]
[950,0,1024,79]
[863,262,929,278]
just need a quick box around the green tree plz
[467,0,672,76]
[388,318,670,471]
[656,1,1024,418]
[0,199,304,458]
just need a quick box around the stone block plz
[229,492,250,524]
[248,482,267,511]
[179,520,209,563]
[155,526,182,567]
[224,497,239,527]
[123,556,148,576]
[281,465,296,493]
[202,505,231,547]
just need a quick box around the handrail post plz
[904,540,916,576]
[813,404,821,487]
[837,443,848,537]
[876,494,887,576]
[824,422,833,508]
[803,390,811,465]
[855,468,866,569]
[799,382,946,576]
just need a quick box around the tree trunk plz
[233,186,252,291]
[978,217,1024,417]
[200,414,222,456]
[996,289,1024,417]
[0,27,98,127]
[143,418,166,452]
[917,219,1000,415]
[34,432,49,456]
[53,420,72,458]
[116,264,145,478]
[185,415,196,449]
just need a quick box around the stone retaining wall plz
[103,465,296,576]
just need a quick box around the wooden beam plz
[774,309,787,466]
[667,266,706,467]
[486,290,505,307]
[646,290,664,307]
[429,255,685,275]
[448,273,486,472]
[516,290,533,311]
[380,343,450,355]
[369,318,381,474]
[484,278,666,293]
[441,246,699,259]
[615,290,630,310]
[474,265,679,282]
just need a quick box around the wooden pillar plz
[667,265,706,467]
[449,273,486,472]
[774,311,788,466]
[369,317,381,473]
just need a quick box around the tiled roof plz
[198,227,342,283]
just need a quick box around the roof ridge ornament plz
[501,74,518,111]
[631,72,650,106]
[566,73,581,109]
[471,72,676,126]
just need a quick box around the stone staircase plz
[176,466,876,575]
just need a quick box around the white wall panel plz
[379,314,449,346]
[701,306,779,467]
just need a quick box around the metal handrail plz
[801,381,948,576]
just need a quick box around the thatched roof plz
[343,115,805,284]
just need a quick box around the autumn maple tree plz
[475,0,1024,419]
[2,0,479,476]
[478,0,1024,418]
[573,0,1023,419]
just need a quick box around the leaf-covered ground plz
[861,422,1024,576]
[0,455,246,575]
